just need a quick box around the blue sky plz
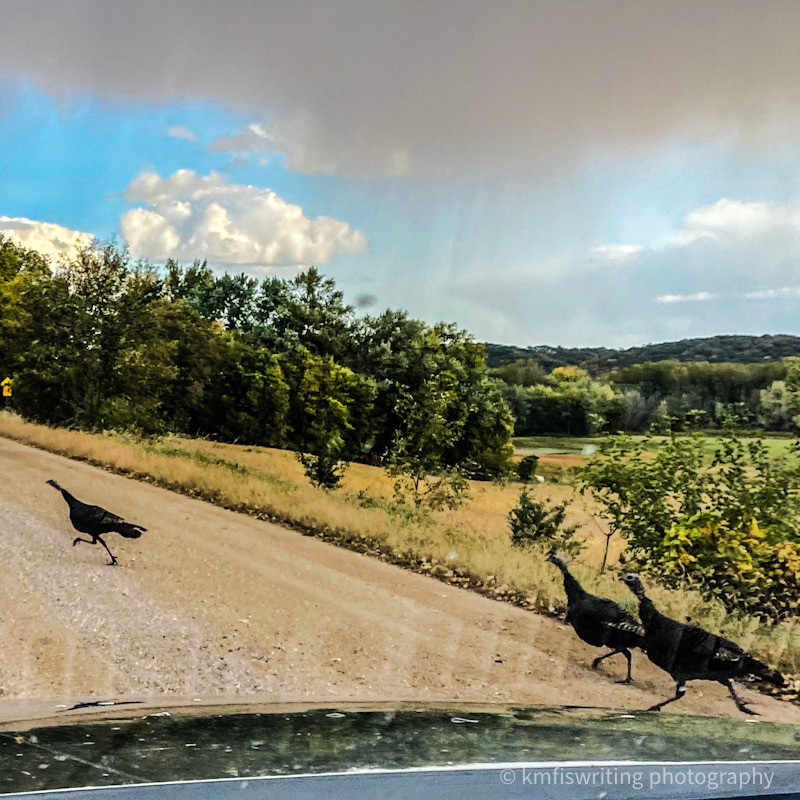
[2,1,800,348]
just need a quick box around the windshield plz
[2,1,800,796]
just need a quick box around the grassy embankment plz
[3,412,800,689]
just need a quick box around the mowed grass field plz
[3,411,800,682]
[514,433,800,459]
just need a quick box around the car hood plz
[1,699,799,796]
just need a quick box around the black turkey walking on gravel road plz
[46,479,147,566]
[620,572,785,714]
[547,553,644,683]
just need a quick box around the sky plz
[2,0,800,347]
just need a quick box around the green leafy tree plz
[282,267,356,361]
[250,276,299,353]
[448,376,515,477]
[208,339,290,446]
[387,371,471,509]
[1,248,84,424]
[105,336,179,435]
[758,381,797,431]
[758,360,800,432]
[619,390,668,433]
[147,300,228,435]
[354,313,513,476]
[279,348,375,489]
[60,241,145,427]
[489,359,551,387]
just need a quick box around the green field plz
[514,433,799,458]
[513,436,600,455]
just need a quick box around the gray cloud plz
[2,1,800,176]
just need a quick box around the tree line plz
[0,237,514,492]
[491,358,800,435]
[4,233,799,456]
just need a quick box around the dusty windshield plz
[2,1,800,793]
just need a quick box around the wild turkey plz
[46,479,147,566]
[547,553,644,683]
[619,573,785,714]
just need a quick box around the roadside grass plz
[3,411,800,688]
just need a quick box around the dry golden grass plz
[2,411,800,677]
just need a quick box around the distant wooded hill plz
[484,335,800,373]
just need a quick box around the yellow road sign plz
[2,377,11,397]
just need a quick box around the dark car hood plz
[2,700,800,797]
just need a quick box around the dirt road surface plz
[1,435,799,723]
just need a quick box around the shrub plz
[516,454,539,482]
[650,514,800,621]
[391,466,471,511]
[296,435,349,490]
[581,429,800,620]
[580,429,800,560]
[509,489,584,557]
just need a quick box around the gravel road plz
[2,435,799,722]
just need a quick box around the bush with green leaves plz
[580,428,800,619]
[297,437,349,490]
[516,454,539,482]
[508,489,583,557]
[653,514,800,620]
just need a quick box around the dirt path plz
[1,435,799,723]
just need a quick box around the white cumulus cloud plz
[119,169,367,269]
[0,216,93,261]
[667,198,800,247]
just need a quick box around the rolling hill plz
[484,334,800,373]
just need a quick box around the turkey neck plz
[59,488,79,508]
[634,590,659,627]
[557,564,585,603]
